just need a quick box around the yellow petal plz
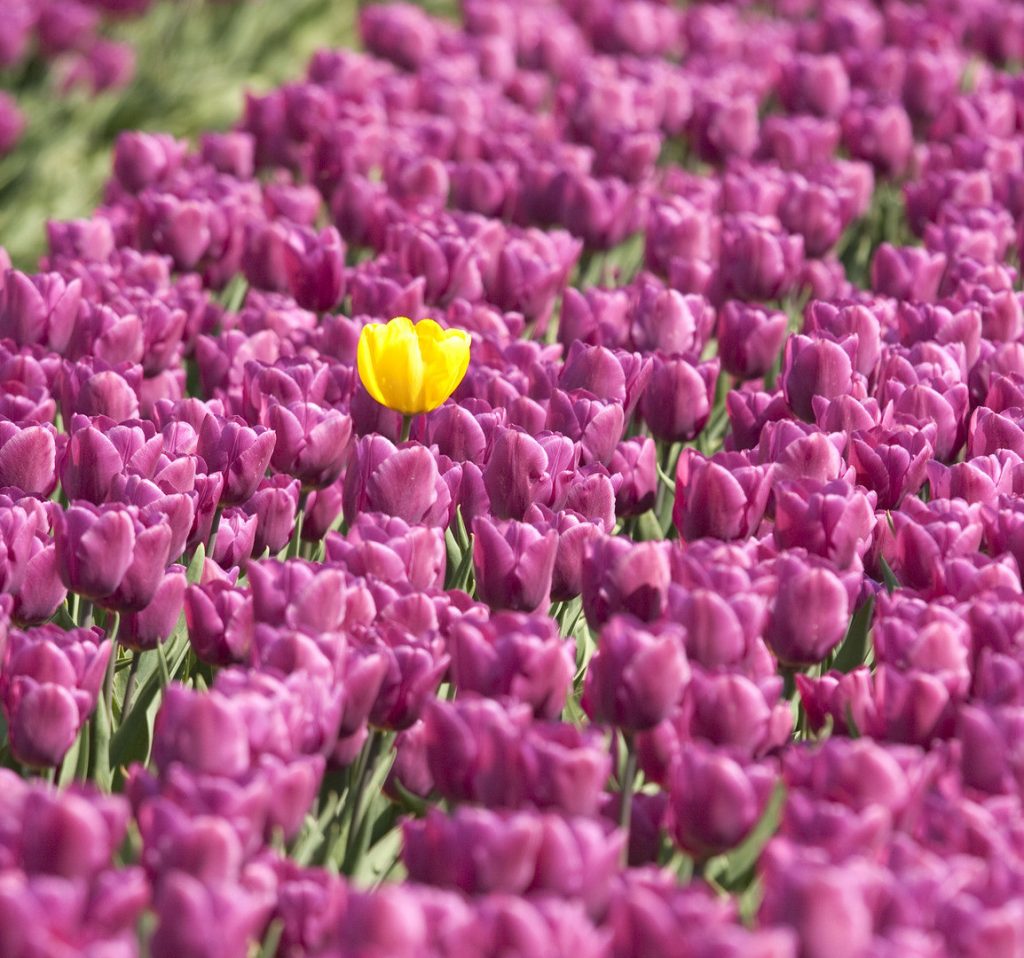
[357,322,390,408]
[358,317,470,414]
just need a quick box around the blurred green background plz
[0,0,453,269]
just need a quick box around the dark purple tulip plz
[717,302,789,380]
[524,506,602,603]
[779,53,850,117]
[757,420,848,486]
[267,401,352,489]
[717,215,804,302]
[582,615,689,731]
[482,427,548,520]
[726,388,794,451]
[559,341,630,403]
[247,560,350,635]
[196,416,276,507]
[610,437,657,517]
[764,555,851,666]
[581,535,671,629]
[667,745,776,859]
[413,403,488,464]
[343,436,451,527]
[772,480,876,570]
[242,475,299,557]
[781,335,860,422]
[640,355,718,444]
[546,391,624,467]
[184,579,252,667]
[870,243,947,302]
[927,451,1024,506]
[0,422,55,498]
[968,406,1024,459]
[290,227,348,312]
[120,565,187,652]
[842,102,913,176]
[112,131,186,192]
[687,670,792,758]
[150,871,273,958]
[326,514,445,591]
[0,624,110,766]
[759,841,875,958]
[211,508,257,569]
[847,427,932,510]
[448,611,574,719]
[0,270,82,353]
[20,787,125,879]
[58,359,141,423]
[53,502,136,602]
[402,806,543,896]
[472,516,557,614]
[630,284,712,356]
[674,449,772,542]
[12,542,67,626]
[151,684,251,777]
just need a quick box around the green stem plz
[288,489,310,560]
[104,613,121,729]
[206,505,223,560]
[619,733,637,861]
[400,415,413,444]
[122,650,141,717]
[342,731,385,874]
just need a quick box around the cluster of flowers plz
[0,0,160,155]
[5,0,1024,955]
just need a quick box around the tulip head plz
[357,317,470,416]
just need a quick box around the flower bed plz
[2,0,1024,955]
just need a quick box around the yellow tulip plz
[357,316,471,415]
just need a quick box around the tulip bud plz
[667,745,776,859]
[640,355,718,444]
[472,516,558,613]
[581,535,671,628]
[583,615,689,730]
[717,302,788,380]
[764,555,851,666]
[673,449,771,541]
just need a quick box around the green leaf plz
[878,556,900,594]
[109,545,205,774]
[832,595,875,673]
[717,781,786,889]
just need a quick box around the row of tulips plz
[5,0,1024,956]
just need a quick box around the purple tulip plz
[0,270,82,353]
[581,534,671,628]
[772,479,876,569]
[343,436,452,527]
[716,215,804,302]
[119,565,187,652]
[609,437,657,517]
[717,301,789,380]
[781,335,861,422]
[184,579,252,666]
[674,449,772,541]
[197,416,276,507]
[582,615,689,731]
[482,427,550,521]
[667,745,776,859]
[640,355,719,444]
[764,554,851,666]
[241,475,299,557]
[0,624,110,766]
[448,610,574,719]
[472,516,557,614]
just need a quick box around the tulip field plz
[5,0,1024,954]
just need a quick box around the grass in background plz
[0,0,454,269]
